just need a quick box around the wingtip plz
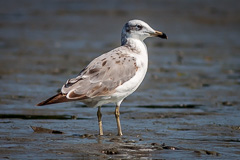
[36,93,70,106]
[36,102,44,106]
[36,100,49,106]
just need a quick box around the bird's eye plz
[136,25,143,30]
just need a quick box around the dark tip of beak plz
[158,32,168,39]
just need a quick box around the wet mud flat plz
[1,0,240,159]
[0,105,239,159]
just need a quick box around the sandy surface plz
[0,0,240,159]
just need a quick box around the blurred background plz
[0,0,240,159]
[1,0,239,108]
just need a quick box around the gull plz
[37,19,167,136]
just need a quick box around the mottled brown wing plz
[61,46,138,99]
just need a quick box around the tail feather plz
[36,93,71,106]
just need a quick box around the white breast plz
[112,39,148,100]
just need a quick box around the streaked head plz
[121,19,167,45]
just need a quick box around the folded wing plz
[62,46,138,99]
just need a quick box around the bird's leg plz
[97,106,103,136]
[115,105,123,136]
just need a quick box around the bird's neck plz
[121,38,148,55]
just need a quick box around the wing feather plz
[61,46,138,99]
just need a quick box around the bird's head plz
[121,19,167,45]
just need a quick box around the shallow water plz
[0,0,240,159]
